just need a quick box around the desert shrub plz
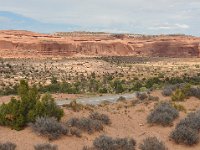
[99,88,108,94]
[145,77,161,89]
[181,83,191,96]
[171,89,186,101]
[136,92,148,101]
[176,111,200,132]
[0,142,16,150]
[168,77,184,84]
[188,87,200,99]
[112,79,125,93]
[70,127,82,137]
[170,110,200,145]
[162,85,175,96]
[91,135,136,150]
[66,100,83,112]
[31,117,68,140]
[162,84,189,97]
[66,117,103,134]
[28,94,64,122]
[34,143,58,150]
[139,137,167,150]
[89,112,111,125]
[132,81,143,91]
[171,103,186,113]
[170,126,199,145]
[140,87,147,92]
[0,80,63,130]
[147,102,179,126]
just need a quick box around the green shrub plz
[28,94,64,122]
[140,87,147,92]
[171,103,186,113]
[112,79,125,93]
[171,89,186,102]
[145,77,161,89]
[132,81,143,91]
[99,88,108,94]
[0,80,63,130]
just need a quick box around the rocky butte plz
[0,30,200,58]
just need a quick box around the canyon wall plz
[0,30,200,58]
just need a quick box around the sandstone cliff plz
[0,30,199,58]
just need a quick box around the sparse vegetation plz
[66,112,110,135]
[31,117,68,140]
[0,142,16,150]
[84,135,136,150]
[0,80,63,130]
[136,92,148,101]
[66,117,103,134]
[147,102,179,126]
[34,143,58,150]
[188,87,200,99]
[2,57,200,149]
[171,103,187,113]
[171,89,186,101]
[170,125,199,145]
[170,110,200,145]
[162,85,176,96]
[69,127,82,137]
[139,137,167,150]
[89,112,111,125]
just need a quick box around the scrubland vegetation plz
[1,57,200,96]
[1,57,200,149]
[139,137,167,150]
[83,135,136,150]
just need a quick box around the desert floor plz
[0,90,200,150]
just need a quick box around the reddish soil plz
[0,91,200,150]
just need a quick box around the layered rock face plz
[0,30,200,58]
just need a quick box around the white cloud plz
[175,24,189,29]
[149,23,190,30]
[0,0,199,35]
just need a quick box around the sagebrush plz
[31,117,68,140]
[147,102,179,126]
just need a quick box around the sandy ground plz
[0,91,200,150]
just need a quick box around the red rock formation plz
[0,30,199,58]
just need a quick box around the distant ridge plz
[0,30,199,58]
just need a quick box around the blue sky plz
[0,0,199,36]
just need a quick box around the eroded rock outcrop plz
[0,30,199,58]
